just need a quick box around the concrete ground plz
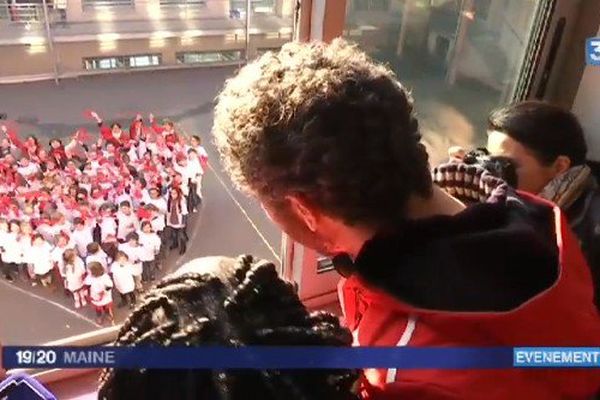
[0,66,283,345]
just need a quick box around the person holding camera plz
[486,101,600,310]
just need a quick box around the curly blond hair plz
[213,39,431,226]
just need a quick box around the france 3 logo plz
[586,37,600,66]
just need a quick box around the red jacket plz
[340,192,600,400]
[151,121,178,147]
[99,123,129,147]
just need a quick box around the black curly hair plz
[98,255,359,400]
[213,39,432,227]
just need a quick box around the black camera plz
[0,113,7,120]
[463,148,519,188]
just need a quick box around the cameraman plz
[486,101,600,310]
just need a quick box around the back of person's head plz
[213,39,432,228]
[88,261,104,277]
[98,255,358,400]
[115,250,128,263]
[87,242,100,254]
[126,232,139,243]
[63,248,77,264]
[488,101,587,166]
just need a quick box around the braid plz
[98,255,360,400]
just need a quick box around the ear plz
[286,194,318,232]
[553,155,571,175]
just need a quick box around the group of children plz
[0,112,208,324]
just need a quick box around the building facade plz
[0,0,294,81]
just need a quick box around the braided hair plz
[98,255,360,400]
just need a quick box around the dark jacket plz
[565,174,600,309]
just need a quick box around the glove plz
[432,161,508,204]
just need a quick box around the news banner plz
[2,347,600,369]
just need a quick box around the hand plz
[148,113,154,123]
[90,111,101,121]
[447,146,466,162]
[0,125,6,134]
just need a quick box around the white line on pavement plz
[0,279,102,329]
[208,165,281,263]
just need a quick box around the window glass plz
[159,0,206,6]
[98,58,116,69]
[231,0,275,14]
[81,0,133,7]
[83,54,159,70]
[344,0,539,164]
[176,51,243,64]
[130,55,151,67]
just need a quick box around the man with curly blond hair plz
[213,39,600,399]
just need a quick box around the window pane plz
[177,51,243,64]
[82,0,133,7]
[131,56,149,67]
[344,0,539,164]
[128,55,160,68]
[98,58,114,69]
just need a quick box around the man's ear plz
[553,155,572,175]
[286,194,318,232]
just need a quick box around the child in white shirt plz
[85,261,114,325]
[144,187,168,215]
[138,221,161,282]
[116,201,139,242]
[19,221,35,282]
[17,157,40,178]
[98,205,117,242]
[30,234,54,287]
[72,217,94,258]
[3,221,22,281]
[86,242,109,272]
[63,249,87,309]
[189,135,209,168]
[110,251,136,309]
[118,232,143,291]
[0,218,13,281]
[50,233,74,293]
[186,149,204,212]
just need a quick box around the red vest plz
[341,201,600,399]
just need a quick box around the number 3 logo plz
[586,38,600,66]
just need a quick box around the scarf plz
[538,165,593,209]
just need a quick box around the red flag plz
[2,121,24,150]
[142,125,156,142]
[137,207,152,221]
[83,109,98,120]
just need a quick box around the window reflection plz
[344,0,539,164]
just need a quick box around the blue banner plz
[4,346,512,369]
[2,346,599,370]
